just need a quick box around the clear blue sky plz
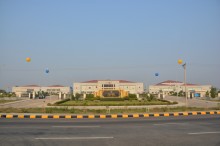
[0,0,220,90]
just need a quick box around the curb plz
[0,111,220,119]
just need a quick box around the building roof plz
[82,80,135,83]
[22,85,40,87]
[155,80,182,85]
[118,80,134,83]
[82,80,99,83]
[47,85,65,87]
[155,80,198,86]
[20,85,66,87]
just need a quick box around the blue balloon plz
[155,73,159,76]
[45,68,49,74]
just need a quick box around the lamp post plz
[178,59,187,107]
[182,63,187,107]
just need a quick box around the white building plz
[149,80,211,98]
[73,80,144,98]
[12,85,72,98]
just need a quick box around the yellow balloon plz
[178,59,183,64]
[26,57,31,62]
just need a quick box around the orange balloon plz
[178,59,183,64]
[26,57,31,62]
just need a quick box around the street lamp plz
[178,59,187,106]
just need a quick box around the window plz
[103,84,114,87]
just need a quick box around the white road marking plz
[194,122,215,125]
[35,137,114,140]
[188,132,220,135]
[0,127,42,129]
[52,126,100,128]
[154,123,188,126]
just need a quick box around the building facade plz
[73,80,144,98]
[149,80,211,98]
[12,85,72,98]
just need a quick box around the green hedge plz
[54,99,70,105]
[57,100,173,106]
[100,98,125,101]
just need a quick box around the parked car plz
[39,95,45,99]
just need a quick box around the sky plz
[0,0,220,90]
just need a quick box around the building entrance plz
[102,90,120,97]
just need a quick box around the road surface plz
[0,115,219,146]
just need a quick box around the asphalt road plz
[0,115,220,146]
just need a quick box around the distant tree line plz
[206,87,219,98]
[0,89,16,97]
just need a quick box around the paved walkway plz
[0,95,60,108]
[164,96,220,108]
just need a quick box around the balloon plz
[26,57,31,62]
[45,68,49,73]
[178,59,183,65]
[155,73,159,76]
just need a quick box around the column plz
[33,92,35,99]
[59,92,62,99]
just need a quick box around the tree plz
[71,94,75,100]
[210,87,217,98]
[75,93,81,100]
[205,91,209,97]
[178,90,185,97]
[0,89,6,94]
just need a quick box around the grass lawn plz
[54,99,176,106]
[0,107,219,114]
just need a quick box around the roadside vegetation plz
[53,100,175,106]
[207,87,219,98]
[0,89,19,104]
[51,93,177,106]
[168,87,220,100]
[0,106,219,114]
[0,89,16,98]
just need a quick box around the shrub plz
[173,101,178,104]
[94,96,101,100]
[124,97,129,100]
[128,94,137,100]
[100,98,125,101]
[70,108,75,113]
[85,94,94,101]
[54,99,70,105]
[178,90,185,97]
[75,93,82,100]
[157,99,171,104]
[21,108,29,113]
[46,108,53,113]
[146,94,155,101]
[82,101,88,106]
[47,103,52,106]
[71,95,75,100]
